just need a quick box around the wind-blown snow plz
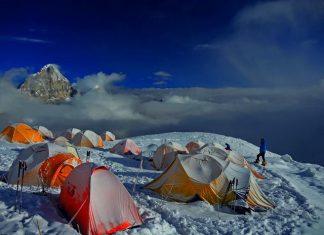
[0,132,323,234]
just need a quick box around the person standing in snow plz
[225,143,231,151]
[255,138,267,166]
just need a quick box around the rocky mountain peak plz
[35,64,69,82]
[20,64,75,103]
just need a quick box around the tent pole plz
[68,196,89,225]
[133,158,143,192]
[19,161,27,212]
[15,161,22,211]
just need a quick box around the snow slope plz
[0,132,323,234]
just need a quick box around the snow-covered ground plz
[0,132,323,234]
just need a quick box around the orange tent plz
[39,153,82,187]
[0,123,44,144]
[59,163,143,234]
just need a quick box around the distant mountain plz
[20,64,76,103]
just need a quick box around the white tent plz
[72,130,104,148]
[186,140,205,153]
[34,125,54,139]
[197,143,265,179]
[110,139,141,155]
[100,131,116,141]
[152,142,188,170]
[62,128,81,141]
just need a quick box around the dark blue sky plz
[1,0,323,88]
[0,0,262,87]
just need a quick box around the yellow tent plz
[145,153,274,209]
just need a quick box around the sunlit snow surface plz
[0,132,323,234]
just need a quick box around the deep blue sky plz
[1,0,323,88]
[0,0,261,87]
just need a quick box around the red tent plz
[59,163,143,234]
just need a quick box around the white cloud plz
[11,37,53,44]
[76,72,125,93]
[152,71,172,86]
[153,80,167,86]
[154,71,172,78]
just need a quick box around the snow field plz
[0,132,323,234]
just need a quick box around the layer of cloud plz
[1,68,324,166]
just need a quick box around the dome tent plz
[100,131,116,141]
[53,136,70,145]
[196,143,229,161]
[34,125,54,139]
[0,123,44,144]
[7,143,81,187]
[186,140,205,153]
[72,130,104,148]
[152,142,188,170]
[62,128,81,141]
[145,153,274,210]
[110,139,141,155]
[59,163,143,234]
[197,143,265,180]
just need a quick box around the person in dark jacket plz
[255,138,267,165]
[225,143,232,151]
